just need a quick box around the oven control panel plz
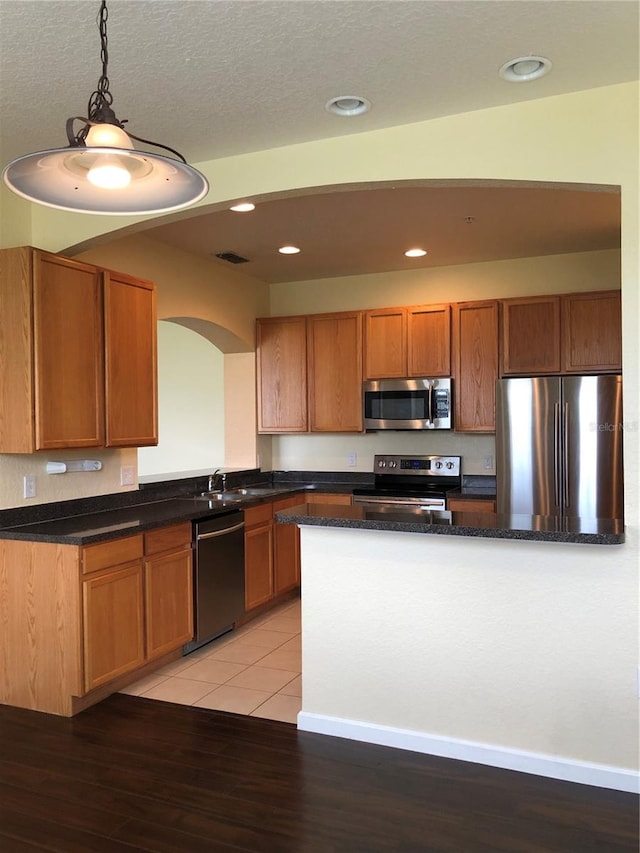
[373,454,460,477]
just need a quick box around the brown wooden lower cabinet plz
[305,492,352,506]
[0,522,193,716]
[244,503,275,611]
[273,495,302,595]
[244,493,309,611]
[83,561,146,692]
[144,525,194,661]
[447,498,496,513]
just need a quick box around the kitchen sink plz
[224,487,278,496]
[195,485,309,502]
[196,492,244,501]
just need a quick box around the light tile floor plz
[120,596,302,723]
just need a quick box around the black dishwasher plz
[184,510,245,654]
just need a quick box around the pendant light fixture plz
[2,0,209,216]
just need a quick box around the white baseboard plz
[297,711,639,794]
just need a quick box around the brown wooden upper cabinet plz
[104,271,158,447]
[256,316,308,433]
[0,246,158,453]
[452,300,499,433]
[562,291,622,373]
[500,290,621,376]
[307,311,363,432]
[364,304,451,379]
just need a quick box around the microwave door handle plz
[427,385,434,427]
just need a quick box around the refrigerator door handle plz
[563,402,570,510]
[553,402,562,509]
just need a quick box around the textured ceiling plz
[0,1,636,281]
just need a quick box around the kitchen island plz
[277,502,636,795]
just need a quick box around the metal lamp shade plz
[2,145,209,216]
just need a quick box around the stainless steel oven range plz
[353,454,461,510]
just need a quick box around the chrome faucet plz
[207,469,226,492]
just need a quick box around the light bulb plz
[87,156,132,189]
[85,123,134,149]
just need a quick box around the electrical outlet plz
[347,451,357,467]
[120,465,135,486]
[483,454,494,470]
[23,474,36,499]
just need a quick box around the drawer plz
[144,522,192,556]
[305,492,352,505]
[448,498,496,513]
[244,502,274,527]
[272,494,305,513]
[82,534,144,575]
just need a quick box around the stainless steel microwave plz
[363,378,453,430]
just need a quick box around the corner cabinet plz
[0,246,158,453]
[452,300,499,433]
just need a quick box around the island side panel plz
[298,525,638,785]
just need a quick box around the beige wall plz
[270,248,620,316]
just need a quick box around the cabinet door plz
[33,252,105,449]
[145,547,193,660]
[500,296,561,375]
[408,304,451,377]
[307,312,363,432]
[453,301,498,432]
[245,521,274,610]
[273,495,301,594]
[562,291,622,373]
[364,308,407,379]
[104,272,158,447]
[257,317,308,433]
[82,563,145,692]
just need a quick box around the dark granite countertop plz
[0,487,314,545]
[275,502,625,545]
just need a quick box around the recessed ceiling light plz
[230,202,255,212]
[499,55,552,82]
[278,245,301,255]
[405,248,427,258]
[325,95,371,116]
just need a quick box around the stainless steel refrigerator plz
[496,375,624,520]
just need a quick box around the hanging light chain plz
[64,0,188,163]
[83,0,125,134]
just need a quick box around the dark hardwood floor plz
[0,693,637,852]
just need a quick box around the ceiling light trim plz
[499,55,552,82]
[325,95,371,116]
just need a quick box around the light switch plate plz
[23,474,36,499]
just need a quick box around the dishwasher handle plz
[196,521,245,541]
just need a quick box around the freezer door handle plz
[563,402,570,510]
[553,402,562,508]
